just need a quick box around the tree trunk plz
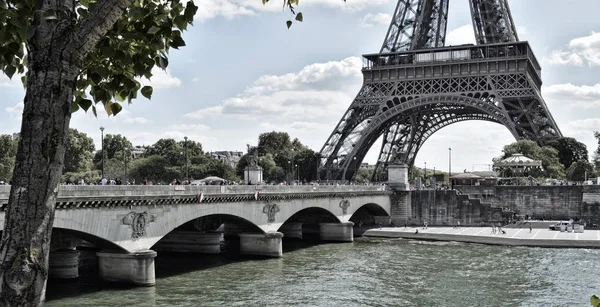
[0,0,139,304]
[0,32,77,307]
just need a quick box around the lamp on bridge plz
[100,126,105,179]
[448,147,452,188]
[184,136,189,182]
[295,164,299,183]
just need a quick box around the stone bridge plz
[0,185,393,285]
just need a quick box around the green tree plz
[355,167,373,183]
[593,132,600,174]
[0,135,18,182]
[497,140,565,178]
[64,129,95,173]
[0,0,309,302]
[544,137,588,170]
[566,159,594,182]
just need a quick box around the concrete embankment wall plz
[364,228,600,248]
[408,185,600,226]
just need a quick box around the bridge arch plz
[53,228,128,253]
[349,203,390,225]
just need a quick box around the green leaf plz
[295,12,303,22]
[147,26,160,35]
[20,75,27,87]
[71,100,80,113]
[262,0,268,4]
[79,99,93,112]
[26,25,36,39]
[5,65,16,79]
[92,105,98,118]
[184,1,198,22]
[80,0,89,7]
[174,16,187,31]
[286,20,292,29]
[170,36,186,49]
[110,102,123,116]
[591,295,600,307]
[141,86,153,100]
[101,46,115,58]
[157,56,168,69]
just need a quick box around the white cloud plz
[141,67,182,89]
[290,121,331,132]
[124,117,151,124]
[169,124,211,131]
[185,57,362,121]
[259,122,277,130]
[185,106,224,119]
[546,32,600,66]
[360,13,391,28]
[193,0,393,21]
[543,83,600,108]
[0,73,22,88]
[192,77,200,82]
[5,102,23,117]
[445,24,475,46]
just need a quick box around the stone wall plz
[408,190,496,226]
[410,185,600,225]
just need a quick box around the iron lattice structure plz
[319,0,561,181]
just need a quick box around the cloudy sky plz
[1,0,600,174]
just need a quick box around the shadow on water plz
[46,236,328,302]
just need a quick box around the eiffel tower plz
[318,0,561,181]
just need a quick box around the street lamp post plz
[295,164,299,183]
[100,126,105,179]
[184,136,189,182]
[287,160,291,183]
[449,147,452,188]
[424,161,427,180]
[353,156,357,183]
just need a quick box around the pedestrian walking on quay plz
[529,223,532,233]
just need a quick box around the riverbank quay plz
[363,226,600,248]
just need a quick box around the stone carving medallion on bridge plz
[339,199,350,215]
[122,212,156,239]
[263,202,280,223]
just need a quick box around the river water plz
[46,237,599,307]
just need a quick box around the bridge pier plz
[49,231,81,279]
[388,163,412,225]
[154,231,221,254]
[49,250,80,279]
[239,232,283,257]
[279,222,303,239]
[319,222,354,242]
[97,250,157,286]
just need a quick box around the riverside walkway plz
[364,226,600,248]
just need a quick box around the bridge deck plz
[364,227,600,248]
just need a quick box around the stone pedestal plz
[154,231,221,254]
[279,222,303,239]
[388,163,409,191]
[239,232,283,257]
[49,250,80,279]
[97,250,157,286]
[244,165,263,185]
[319,222,354,242]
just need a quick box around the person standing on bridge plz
[529,223,533,233]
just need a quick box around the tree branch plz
[64,0,134,66]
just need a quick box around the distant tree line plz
[0,129,238,184]
[494,136,598,182]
